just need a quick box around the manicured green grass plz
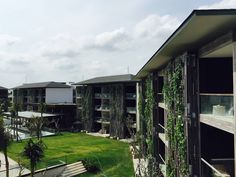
[8,132,134,177]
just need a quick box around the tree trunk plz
[4,148,9,177]
[30,161,35,177]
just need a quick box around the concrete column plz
[136,82,140,131]
[232,39,236,177]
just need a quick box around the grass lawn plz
[8,132,134,177]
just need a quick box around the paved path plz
[0,152,30,177]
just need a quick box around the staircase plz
[60,161,87,177]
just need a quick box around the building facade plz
[74,74,137,139]
[13,81,76,128]
[0,86,8,111]
[136,9,236,177]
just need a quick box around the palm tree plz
[22,139,45,177]
[0,117,11,177]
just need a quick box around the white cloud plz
[88,28,130,50]
[199,0,236,9]
[0,52,31,74]
[0,34,20,47]
[0,11,182,87]
[134,14,180,39]
[39,33,80,59]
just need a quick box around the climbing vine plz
[110,84,125,138]
[163,60,188,177]
[81,86,93,131]
[144,76,155,156]
[137,75,156,175]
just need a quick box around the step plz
[62,169,87,177]
[66,161,83,167]
[63,166,86,174]
[64,164,85,171]
[60,161,87,177]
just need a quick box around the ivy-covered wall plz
[110,84,125,138]
[163,57,188,177]
[81,86,94,131]
[137,54,190,176]
[138,75,156,163]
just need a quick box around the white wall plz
[45,88,73,104]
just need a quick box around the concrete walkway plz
[0,152,30,177]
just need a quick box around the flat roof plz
[4,111,58,119]
[74,74,137,85]
[136,9,236,79]
[13,81,71,89]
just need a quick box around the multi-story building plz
[0,86,8,101]
[0,86,8,111]
[74,74,137,139]
[136,9,236,177]
[13,81,76,128]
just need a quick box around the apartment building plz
[0,86,8,111]
[136,9,236,177]
[13,81,76,128]
[74,74,137,139]
[0,86,8,101]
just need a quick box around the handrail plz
[201,158,229,177]
[159,154,166,165]
[200,93,233,96]
[158,123,167,132]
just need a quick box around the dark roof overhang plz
[136,9,236,79]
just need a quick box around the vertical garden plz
[81,86,94,131]
[138,57,188,177]
[110,84,125,138]
[163,59,188,177]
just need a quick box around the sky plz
[0,0,235,88]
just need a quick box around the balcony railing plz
[201,158,231,177]
[126,93,136,100]
[77,93,82,98]
[159,154,166,177]
[158,123,168,147]
[157,93,164,103]
[200,93,233,117]
[127,107,136,113]
[95,105,110,111]
[94,93,110,99]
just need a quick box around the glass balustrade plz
[200,94,234,117]
[126,93,136,99]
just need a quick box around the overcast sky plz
[0,0,235,88]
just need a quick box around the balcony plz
[159,154,166,177]
[95,105,110,112]
[94,93,110,99]
[201,158,232,177]
[127,107,136,114]
[157,93,164,103]
[158,102,167,110]
[76,93,82,98]
[158,124,168,147]
[95,116,110,124]
[200,94,234,134]
[126,93,136,100]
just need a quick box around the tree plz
[22,139,45,177]
[39,102,46,119]
[26,116,44,140]
[11,103,20,142]
[0,117,11,177]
